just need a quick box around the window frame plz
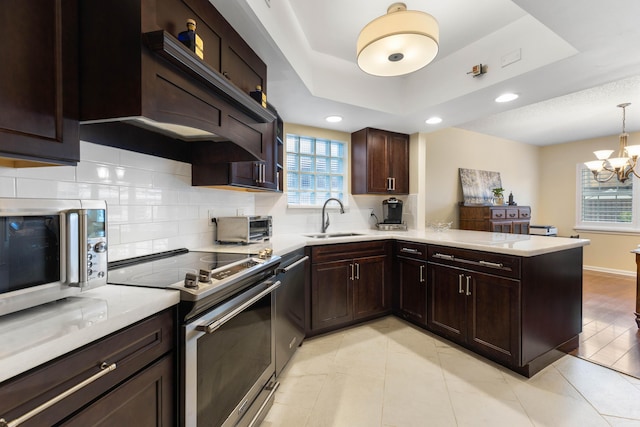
[285,133,349,208]
[575,163,640,233]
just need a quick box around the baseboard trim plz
[583,265,635,277]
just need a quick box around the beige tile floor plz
[261,316,640,427]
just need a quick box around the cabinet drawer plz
[506,209,519,219]
[395,241,427,260]
[427,245,521,279]
[518,208,531,219]
[310,241,389,264]
[0,308,176,427]
[491,209,507,219]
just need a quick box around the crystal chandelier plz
[584,103,640,183]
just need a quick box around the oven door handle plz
[196,280,281,334]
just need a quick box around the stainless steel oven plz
[108,249,281,427]
[184,276,280,426]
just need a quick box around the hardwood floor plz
[571,270,640,378]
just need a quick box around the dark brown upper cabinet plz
[79,0,275,163]
[351,128,409,195]
[0,0,79,167]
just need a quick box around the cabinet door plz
[467,272,520,365]
[427,263,466,342]
[490,221,513,233]
[60,354,175,426]
[512,220,530,235]
[311,260,353,331]
[353,254,389,320]
[388,133,409,194]
[366,130,392,193]
[0,0,79,166]
[396,257,427,325]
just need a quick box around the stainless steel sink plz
[304,232,364,239]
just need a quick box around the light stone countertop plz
[0,285,179,383]
[197,228,590,257]
[1,228,588,385]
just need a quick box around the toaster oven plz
[216,216,272,244]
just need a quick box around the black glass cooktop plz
[107,249,253,289]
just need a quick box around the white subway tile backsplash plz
[17,178,80,199]
[80,140,120,164]
[0,177,16,197]
[152,171,191,189]
[14,165,76,181]
[120,221,179,243]
[154,205,199,222]
[108,204,154,224]
[76,161,153,187]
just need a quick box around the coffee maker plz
[382,197,403,223]
[376,197,407,230]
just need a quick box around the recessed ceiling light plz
[425,116,442,124]
[325,115,343,123]
[495,93,519,103]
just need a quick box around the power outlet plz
[236,208,244,216]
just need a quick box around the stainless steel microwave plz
[216,216,272,244]
[0,198,108,316]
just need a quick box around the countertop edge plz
[0,285,180,384]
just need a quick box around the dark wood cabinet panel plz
[459,205,531,235]
[351,128,409,194]
[0,308,176,426]
[427,261,520,366]
[394,241,428,326]
[308,241,390,335]
[60,354,175,427]
[0,0,79,166]
[354,254,389,320]
[311,260,353,330]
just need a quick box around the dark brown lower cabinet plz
[308,241,391,335]
[0,308,176,426]
[394,241,428,326]
[427,263,519,365]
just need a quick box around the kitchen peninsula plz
[256,229,589,378]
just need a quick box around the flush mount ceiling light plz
[425,116,442,124]
[585,103,640,183]
[495,93,519,103]
[357,2,439,77]
[325,115,343,123]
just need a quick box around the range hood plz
[79,0,276,164]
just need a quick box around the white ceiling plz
[210,0,640,146]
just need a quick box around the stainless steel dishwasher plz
[274,248,308,376]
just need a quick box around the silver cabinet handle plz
[355,262,360,280]
[350,263,355,280]
[479,260,504,269]
[401,247,422,255]
[0,362,117,427]
[419,265,425,283]
[197,281,281,334]
[465,276,472,296]
[458,274,464,294]
[391,177,396,191]
[276,256,309,274]
[434,253,455,261]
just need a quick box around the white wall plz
[422,128,540,227]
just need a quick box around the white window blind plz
[577,164,637,230]
[286,134,347,206]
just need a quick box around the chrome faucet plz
[321,198,345,233]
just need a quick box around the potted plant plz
[492,187,505,205]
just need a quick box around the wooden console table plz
[633,249,640,328]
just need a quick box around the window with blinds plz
[286,134,347,206]
[577,165,636,229]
